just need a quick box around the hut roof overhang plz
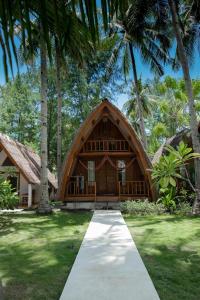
[152,128,191,165]
[0,133,57,188]
[58,99,156,200]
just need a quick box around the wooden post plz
[28,184,32,208]
[118,182,120,198]
[94,182,96,202]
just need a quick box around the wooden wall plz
[64,113,147,197]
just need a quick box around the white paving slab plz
[60,210,160,300]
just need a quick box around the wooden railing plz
[66,181,96,197]
[66,180,148,199]
[119,181,149,197]
[83,140,130,152]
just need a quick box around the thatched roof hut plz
[0,133,57,207]
[152,128,192,164]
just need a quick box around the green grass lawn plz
[125,215,200,300]
[0,211,91,300]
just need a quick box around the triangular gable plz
[0,133,57,188]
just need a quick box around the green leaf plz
[169,177,176,187]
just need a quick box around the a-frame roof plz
[58,99,155,200]
[0,133,57,188]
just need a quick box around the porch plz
[65,180,149,202]
[82,139,131,152]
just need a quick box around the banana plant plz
[152,141,200,190]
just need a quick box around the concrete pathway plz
[60,210,160,300]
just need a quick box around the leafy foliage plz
[0,176,19,209]
[123,77,200,155]
[0,74,40,147]
[152,141,200,210]
[120,200,166,215]
[0,41,122,170]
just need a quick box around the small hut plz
[152,128,191,165]
[0,133,57,208]
[58,99,155,207]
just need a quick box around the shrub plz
[0,177,19,209]
[175,202,192,215]
[120,200,192,216]
[157,188,176,212]
[151,142,200,210]
[120,200,165,215]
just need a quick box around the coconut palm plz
[123,81,156,136]
[168,0,200,214]
[124,0,200,214]
[17,8,93,213]
[53,14,92,182]
[106,13,172,150]
[38,23,52,213]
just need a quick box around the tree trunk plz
[55,38,62,184]
[129,43,148,150]
[37,29,52,214]
[168,0,200,214]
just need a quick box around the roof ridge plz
[0,132,38,155]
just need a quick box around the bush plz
[120,200,166,215]
[120,199,192,216]
[151,142,200,211]
[0,177,19,209]
[175,202,192,215]
[157,188,176,212]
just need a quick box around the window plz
[88,161,95,184]
[7,175,19,192]
[118,160,126,185]
[76,176,84,192]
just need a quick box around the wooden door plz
[96,161,116,195]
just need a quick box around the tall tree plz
[37,23,52,213]
[167,0,200,214]
[106,15,172,149]
[128,43,148,149]
[126,0,200,213]
[55,38,62,183]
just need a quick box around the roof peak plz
[102,98,109,102]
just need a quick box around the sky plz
[0,46,200,110]
[116,47,200,110]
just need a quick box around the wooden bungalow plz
[58,99,155,207]
[0,133,57,208]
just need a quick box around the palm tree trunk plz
[168,0,200,214]
[55,38,62,184]
[129,43,148,150]
[38,30,52,214]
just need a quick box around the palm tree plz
[106,15,172,150]
[53,13,93,183]
[16,19,52,213]
[123,81,156,136]
[38,22,52,213]
[124,0,200,214]
[168,0,200,214]
[2,0,200,213]
[55,38,62,184]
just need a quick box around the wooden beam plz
[78,152,135,157]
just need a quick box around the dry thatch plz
[0,133,57,188]
[152,128,191,164]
